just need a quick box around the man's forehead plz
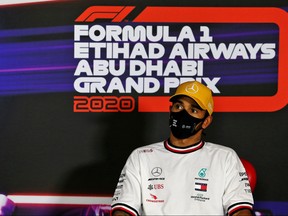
[173,95,202,109]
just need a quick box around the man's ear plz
[202,115,213,129]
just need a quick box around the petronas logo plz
[198,168,207,178]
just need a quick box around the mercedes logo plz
[151,167,162,177]
[185,83,199,94]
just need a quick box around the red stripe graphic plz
[135,7,288,112]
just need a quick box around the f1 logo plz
[75,6,135,22]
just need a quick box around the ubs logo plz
[151,167,162,177]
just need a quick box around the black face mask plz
[169,109,205,139]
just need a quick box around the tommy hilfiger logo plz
[195,182,207,192]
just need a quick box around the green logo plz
[148,184,153,190]
[198,168,207,178]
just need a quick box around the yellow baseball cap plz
[169,81,214,115]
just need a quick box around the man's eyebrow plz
[191,103,203,110]
[172,98,183,104]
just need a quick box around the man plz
[111,81,254,216]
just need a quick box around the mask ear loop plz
[192,120,205,136]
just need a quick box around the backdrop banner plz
[0,1,287,215]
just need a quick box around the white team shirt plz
[111,140,254,215]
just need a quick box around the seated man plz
[111,81,254,216]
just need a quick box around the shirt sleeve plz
[222,150,254,215]
[111,150,142,216]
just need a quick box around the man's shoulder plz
[204,141,236,154]
[138,141,164,150]
[132,141,164,153]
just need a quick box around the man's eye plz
[191,108,198,113]
[175,104,182,109]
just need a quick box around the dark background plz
[0,0,287,203]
